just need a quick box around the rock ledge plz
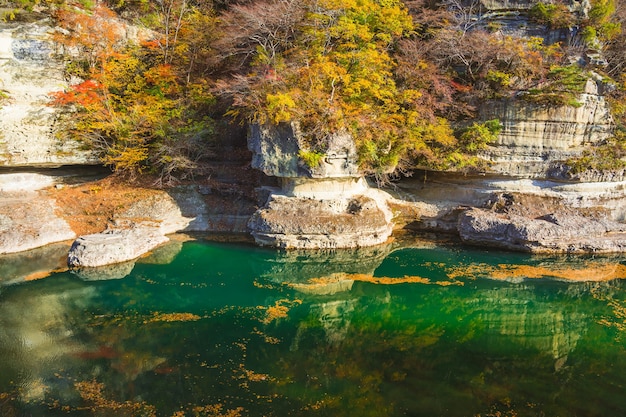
[458,208,626,253]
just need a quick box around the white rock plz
[67,225,168,268]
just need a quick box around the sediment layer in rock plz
[248,193,393,249]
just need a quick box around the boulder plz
[248,122,359,178]
[458,208,626,253]
[67,224,168,268]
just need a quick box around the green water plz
[1,238,625,417]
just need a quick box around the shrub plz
[298,150,325,168]
[528,2,575,29]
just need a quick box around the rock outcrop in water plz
[458,208,626,253]
[247,122,394,249]
[67,223,169,268]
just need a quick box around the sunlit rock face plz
[466,1,616,178]
[0,192,75,254]
[247,123,394,249]
[480,78,614,177]
[248,122,360,179]
[0,20,96,166]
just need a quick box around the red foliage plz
[50,79,101,107]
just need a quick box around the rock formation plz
[0,190,75,254]
[67,223,169,268]
[479,77,614,178]
[458,207,626,253]
[247,122,394,249]
[0,20,96,166]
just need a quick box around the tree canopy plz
[4,0,625,181]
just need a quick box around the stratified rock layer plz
[247,123,395,249]
[0,20,96,166]
[480,78,614,177]
[248,193,392,249]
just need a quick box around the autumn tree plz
[217,0,501,180]
[51,1,216,184]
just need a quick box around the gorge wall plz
[479,77,614,177]
[471,0,617,179]
[0,19,96,166]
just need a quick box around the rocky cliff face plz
[470,0,616,179]
[0,20,96,166]
[479,77,614,177]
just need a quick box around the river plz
[0,235,625,416]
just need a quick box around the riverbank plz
[1,167,625,270]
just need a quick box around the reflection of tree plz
[0,277,96,403]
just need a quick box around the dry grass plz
[46,176,162,236]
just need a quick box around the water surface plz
[0,237,625,416]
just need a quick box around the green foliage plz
[528,2,574,29]
[565,132,626,174]
[457,119,502,153]
[587,0,620,42]
[520,65,588,107]
[581,26,598,44]
[298,149,325,168]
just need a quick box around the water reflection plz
[0,243,68,286]
[0,238,624,416]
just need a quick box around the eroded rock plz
[247,123,395,249]
[67,224,168,268]
[248,193,392,249]
[458,208,626,253]
[0,193,75,254]
[248,122,359,178]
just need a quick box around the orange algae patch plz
[144,312,202,323]
[261,299,302,324]
[24,267,68,281]
[489,263,626,282]
[292,272,463,291]
[447,262,626,282]
[74,380,157,416]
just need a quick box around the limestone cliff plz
[0,19,96,166]
[479,77,614,177]
[469,0,617,178]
